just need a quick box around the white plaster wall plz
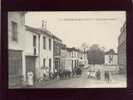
[112,55,118,65]
[24,30,39,55]
[105,55,109,65]
[39,34,53,78]
[8,12,26,50]
[8,12,27,82]
[23,30,40,79]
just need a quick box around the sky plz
[25,11,126,52]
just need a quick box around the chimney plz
[42,20,47,29]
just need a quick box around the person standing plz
[96,70,101,80]
[104,70,110,82]
[43,68,47,80]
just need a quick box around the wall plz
[104,54,118,65]
[24,30,40,79]
[39,34,53,78]
[8,12,26,50]
[24,30,39,56]
[8,12,27,83]
[118,22,126,73]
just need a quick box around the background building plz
[79,51,88,67]
[118,22,126,74]
[68,47,80,69]
[60,47,80,72]
[53,35,62,73]
[104,49,118,65]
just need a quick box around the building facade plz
[8,12,54,88]
[8,12,27,87]
[53,35,62,73]
[68,47,80,70]
[60,45,72,71]
[25,26,54,79]
[104,49,118,65]
[79,51,88,66]
[39,28,54,77]
[60,47,80,71]
[118,22,126,74]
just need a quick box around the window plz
[49,38,51,50]
[43,58,45,67]
[56,46,60,55]
[33,35,36,47]
[72,60,73,68]
[11,21,18,41]
[34,48,36,55]
[75,60,76,67]
[49,58,51,70]
[43,36,46,49]
[109,55,113,63]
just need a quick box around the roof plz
[25,25,53,37]
[53,35,62,42]
[66,47,80,52]
[105,49,117,55]
[61,44,67,49]
[38,27,53,36]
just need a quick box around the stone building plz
[8,12,27,87]
[118,22,126,74]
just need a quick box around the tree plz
[81,42,89,52]
[87,44,105,65]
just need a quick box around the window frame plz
[33,35,37,47]
[43,36,46,49]
[49,38,51,50]
[11,21,18,41]
[43,58,45,68]
[49,58,51,71]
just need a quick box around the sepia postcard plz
[8,11,127,88]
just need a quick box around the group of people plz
[42,67,82,80]
[87,70,101,79]
[87,69,111,82]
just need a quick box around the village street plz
[8,12,126,88]
[34,67,126,88]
